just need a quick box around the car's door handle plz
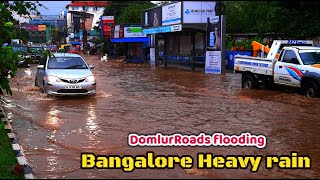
[279,66,282,68]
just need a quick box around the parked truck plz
[234,40,320,98]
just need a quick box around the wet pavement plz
[1,55,320,178]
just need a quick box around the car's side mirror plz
[88,64,94,69]
[37,65,45,69]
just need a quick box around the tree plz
[0,1,44,95]
[103,1,155,24]
[118,2,155,24]
[225,1,320,39]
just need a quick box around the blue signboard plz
[110,37,150,43]
[143,24,182,35]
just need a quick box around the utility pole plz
[82,3,88,55]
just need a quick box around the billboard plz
[162,2,182,26]
[111,25,124,39]
[142,7,162,28]
[183,1,216,23]
[101,16,114,38]
[19,24,39,31]
[124,26,146,38]
[38,25,46,31]
[205,16,223,74]
[142,24,182,35]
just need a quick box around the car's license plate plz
[65,85,81,89]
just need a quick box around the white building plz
[66,1,108,33]
[12,11,41,24]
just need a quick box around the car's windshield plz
[12,46,27,53]
[47,57,88,69]
[299,50,320,65]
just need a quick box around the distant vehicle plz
[58,44,71,53]
[28,45,47,63]
[69,45,81,54]
[49,45,58,52]
[35,53,96,96]
[11,39,22,45]
[12,44,30,67]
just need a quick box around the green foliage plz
[226,34,233,49]
[0,123,24,179]
[118,3,156,24]
[0,1,43,95]
[103,1,155,24]
[225,1,320,38]
[0,46,19,95]
[14,28,30,43]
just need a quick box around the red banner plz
[101,16,114,38]
[19,24,39,31]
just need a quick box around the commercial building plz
[66,1,108,33]
[141,1,225,72]
[110,24,150,62]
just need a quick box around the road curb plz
[0,107,35,179]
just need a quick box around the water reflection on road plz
[2,55,320,178]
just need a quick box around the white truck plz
[234,40,320,98]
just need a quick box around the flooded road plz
[2,55,320,178]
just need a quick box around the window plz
[83,6,89,11]
[300,51,320,65]
[72,6,79,10]
[93,6,98,11]
[180,33,192,55]
[282,50,300,64]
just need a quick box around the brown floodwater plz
[1,55,319,179]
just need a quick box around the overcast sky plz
[36,1,160,16]
[37,1,71,16]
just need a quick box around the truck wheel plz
[242,74,258,89]
[303,81,319,98]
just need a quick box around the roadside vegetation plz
[0,2,44,179]
[0,123,24,179]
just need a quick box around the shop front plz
[110,24,150,63]
[142,1,220,70]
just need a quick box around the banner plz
[142,7,162,28]
[101,16,114,38]
[19,24,39,31]
[206,16,221,51]
[143,24,182,35]
[205,16,223,74]
[162,2,182,26]
[183,1,216,23]
[150,48,155,66]
[205,51,221,74]
[124,27,146,38]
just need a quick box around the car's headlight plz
[46,75,61,83]
[25,55,30,58]
[85,75,95,82]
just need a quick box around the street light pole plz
[82,5,88,55]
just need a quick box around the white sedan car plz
[35,53,96,96]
